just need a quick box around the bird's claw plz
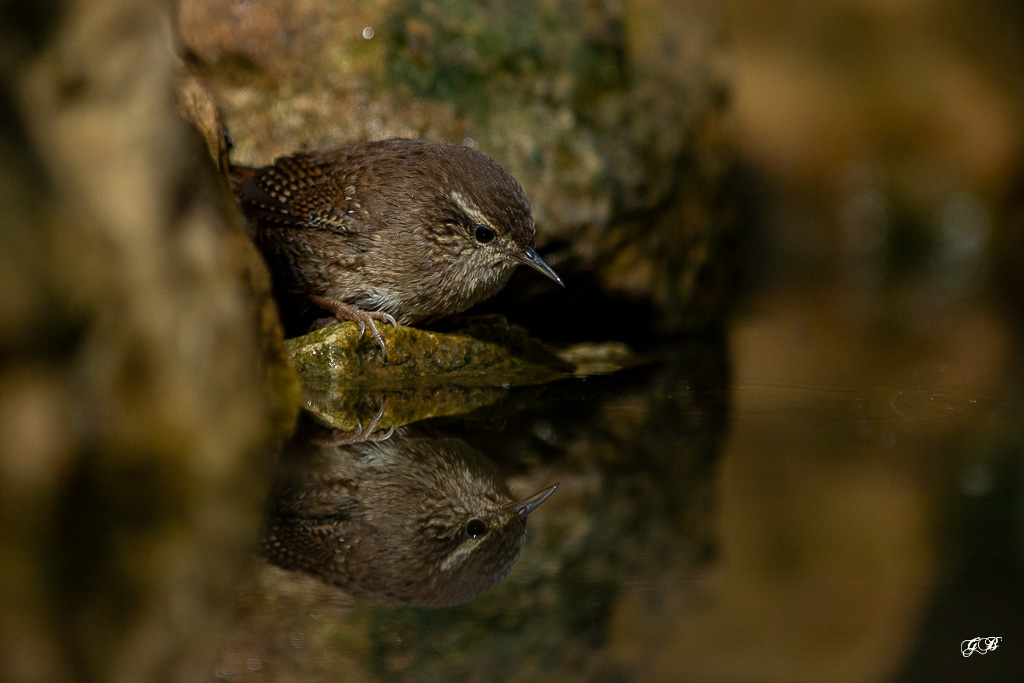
[309,295,397,362]
[320,396,392,444]
[361,316,388,360]
[349,310,396,360]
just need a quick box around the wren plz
[263,423,558,607]
[230,138,562,354]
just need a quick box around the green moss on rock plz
[286,321,573,386]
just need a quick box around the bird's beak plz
[512,484,559,519]
[511,247,564,287]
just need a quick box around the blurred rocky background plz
[723,0,1024,319]
[1,1,295,682]
[687,1,1024,680]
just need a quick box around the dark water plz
[213,284,1024,682]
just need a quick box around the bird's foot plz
[312,396,394,445]
[310,295,398,361]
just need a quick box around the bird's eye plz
[466,519,488,539]
[474,224,495,243]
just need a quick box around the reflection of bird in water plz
[262,423,557,607]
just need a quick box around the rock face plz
[178,0,734,338]
[0,2,297,682]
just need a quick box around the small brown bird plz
[263,423,558,606]
[230,138,562,353]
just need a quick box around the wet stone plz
[285,320,574,386]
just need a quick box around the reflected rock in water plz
[213,341,730,680]
[262,421,557,606]
[302,383,509,435]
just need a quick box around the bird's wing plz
[262,515,353,573]
[269,476,359,518]
[235,153,357,234]
[262,489,362,573]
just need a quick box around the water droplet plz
[362,26,375,40]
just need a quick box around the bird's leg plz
[309,295,398,360]
[311,395,395,445]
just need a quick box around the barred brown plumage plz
[230,138,562,358]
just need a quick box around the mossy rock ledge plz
[286,320,575,386]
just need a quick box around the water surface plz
[214,286,1023,682]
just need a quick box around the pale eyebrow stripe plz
[440,541,477,573]
[449,190,491,226]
